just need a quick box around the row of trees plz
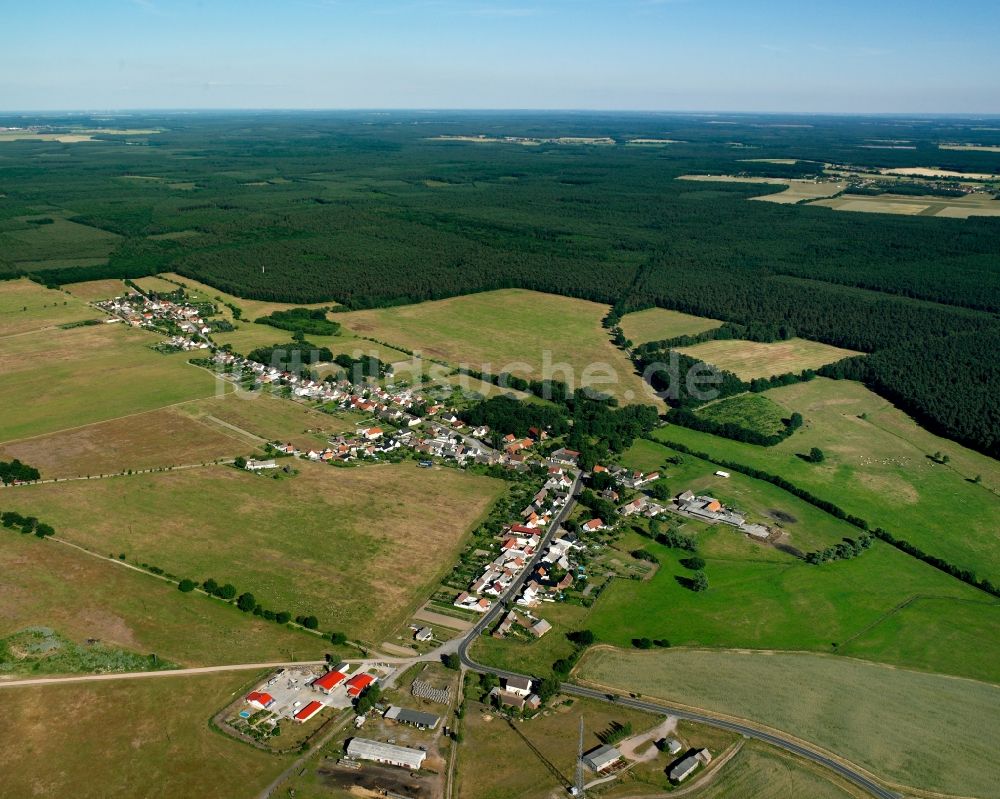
[178,576,331,631]
[657,438,999,597]
[0,459,41,485]
[668,407,803,447]
[804,533,874,564]
[1,511,54,538]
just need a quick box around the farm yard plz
[577,647,1000,799]
[673,338,860,380]
[652,377,1000,582]
[12,461,505,645]
[0,672,291,799]
[336,289,657,406]
[618,307,722,347]
[0,533,329,669]
[0,322,221,442]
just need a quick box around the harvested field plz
[0,406,244,479]
[14,461,505,643]
[674,337,859,380]
[939,143,1000,153]
[810,192,1000,218]
[880,166,999,180]
[619,307,722,346]
[677,175,846,203]
[0,673,291,798]
[578,647,1000,798]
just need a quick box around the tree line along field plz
[576,647,1000,799]
[0,672,294,799]
[651,377,1000,584]
[0,532,330,669]
[673,338,860,381]
[0,112,997,455]
[9,460,505,646]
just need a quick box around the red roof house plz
[246,691,275,709]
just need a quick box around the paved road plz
[0,660,329,689]
[456,471,582,660]
[453,469,899,799]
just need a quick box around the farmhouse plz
[245,691,275,710]
[531,618,552,637]
[346,737,427,770]
[384,706,441,730]
[414,626,433,642]
[583,744,623,773]
[504,675,533,697]
[669,749,712,783]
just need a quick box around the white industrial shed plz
[346,737,427,770]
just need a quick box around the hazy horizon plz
[3,0,998,114]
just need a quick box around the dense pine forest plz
[0,111,997,455]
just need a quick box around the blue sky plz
[2,0,998,112]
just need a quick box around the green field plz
[12,461,505,644]
[475,437,1000,684]
[695,393,790,437]
[670,740,866,799]
[0,672,292,798]
[180,393,362,452]
[675,338,860,380]
[0,532,329,670]
[651,377,1000,582]
[455,695,677,799]
[0,323,221,443]
[618,307,722,347]
[62,277,128,302]
[577,647,1000,798]
[0,277,96,336]
[337,289,658,406]
[0,216,120,268]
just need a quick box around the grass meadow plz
[618,306,721,347]
[651,377,1000,582]
[0,672,292,799]
[0,323,221,443]
[336,289,658,406]
[0,406,245,479]
[672,740,867,799]
[0,278,96,336]
[62,277,129,302]
[455,695,672,799]
[674,338,860,380]
[13,461,505,644]
[577,647,1000,798]
[0,533,329,669]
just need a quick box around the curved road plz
[455,470,899,799]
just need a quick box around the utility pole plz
[573,715,585,798]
